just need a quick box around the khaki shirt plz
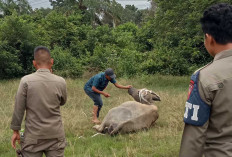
[180,49,232,157]
[11,69,67,140]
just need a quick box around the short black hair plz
[200,3,232,44]
[34,46,51,65]
[34,46,50,59]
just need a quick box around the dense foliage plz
[0,0,231,79]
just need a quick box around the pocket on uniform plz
[21,138,37,152]
[57,138,66,149]
[208,82,224,91]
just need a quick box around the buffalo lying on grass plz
[93,87,161,135]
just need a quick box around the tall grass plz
[0,75,190,157]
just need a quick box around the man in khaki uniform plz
[179,3,232,157]
[11,46,67,157]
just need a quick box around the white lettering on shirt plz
[191,105,199,121]
[184,102,192,118]
[184,102,200,121]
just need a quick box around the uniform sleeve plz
[179,79,211,157]
[60,79,67,106]
[179,122,209,157]
[92,76,100,87]
[110,78,116,84]
[10,78,28,131]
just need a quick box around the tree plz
[0,13,48,76]
[0,0,32,16]
[49,0,79,11]
[121,5,143,25]
[0,41,23,78]
[138,0,232,75]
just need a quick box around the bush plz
[51,46,83,78]
[0,1,226,79]
[115,49,144,77]
[141,48,189,75]
[87,43,144,77]
[0,46,23,79]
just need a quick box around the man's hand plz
[103,93,110,98]
[11,130,20,149]
[126,85,132,89]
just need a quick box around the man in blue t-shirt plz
[84,68,132,124]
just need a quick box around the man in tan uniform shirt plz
[179,3,232,157]
[11,46,67,157]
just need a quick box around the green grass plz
[0,75,190,157]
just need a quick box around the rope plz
[138,88,153,104]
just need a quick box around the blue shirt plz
[84,72,116,92]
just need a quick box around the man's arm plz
[179,79,212,157]
[179,123,209,157]
[10,78,27,149]
[92,86,110,97]
[91,76,110,97]
[114,83,132,89]
[60,79,67,106]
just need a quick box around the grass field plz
[0,74,190,157]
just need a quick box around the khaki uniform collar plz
[214,49,232,61]
[36,69,51,73]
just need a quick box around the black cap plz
[105,68,116,79]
